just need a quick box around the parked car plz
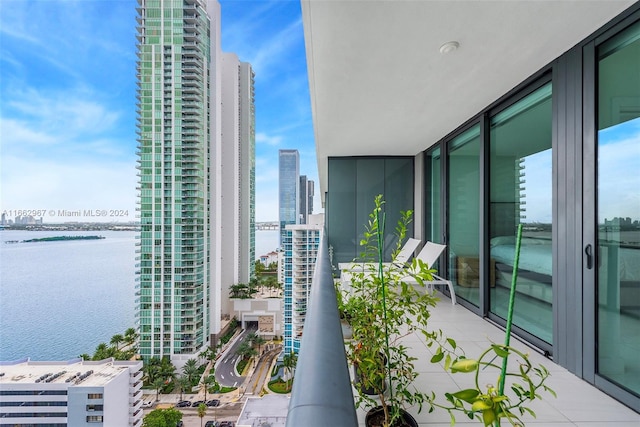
[191,400,205,407]
[142,401,153,408]
[176,400,191,408]
[204,421,218,427]
[218,422,234,427]
[176,422,183,427]
[206,399,220,407]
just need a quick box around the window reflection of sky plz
[598,116,640,221]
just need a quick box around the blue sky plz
[0,0,317,223]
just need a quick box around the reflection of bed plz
[490,236,640,310]
[490,236,552,304]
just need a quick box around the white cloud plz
[255,132,282,146]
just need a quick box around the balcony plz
[287,232,640,426]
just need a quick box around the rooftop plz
[0,358,141,388]
[237,394,290,427]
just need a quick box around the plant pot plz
[365,406,418,427]
[341,319,353,340]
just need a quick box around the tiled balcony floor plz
[353,294,640,426]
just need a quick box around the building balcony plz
[286,231,640,426]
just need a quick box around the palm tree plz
[200,375,217,401]
[144,357,162,384]
[182,358,199,386]
[197,403,207,427]
[93,343,111,360]
[282,351,298,391]
[198,346,216,364]
[158,357,176,389]
[236,341,253,361]
[175,375,191,400]
[78,353,91,361]
[110,334,124,351]
[252,335,266,354]
[152,377,165,402]
[124,327,138,346]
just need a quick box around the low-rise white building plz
[0,357,143,427]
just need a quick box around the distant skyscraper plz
[135,0,253,364]
[298,176,315,224]
[283,214,323,354]
[307,179,315,219]
[299,175,308,224]
[279,149,300,245]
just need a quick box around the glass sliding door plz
[596,22,640,397]
[489,83,553,344]
[424,147,441,244]
[448,126,481,306]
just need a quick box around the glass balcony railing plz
[286,230,357,426]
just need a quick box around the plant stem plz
[496,223,523,426]
[376,206,394,423]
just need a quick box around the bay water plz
[0,229,279,361]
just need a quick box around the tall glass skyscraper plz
[135,0,254,364]
[278,149,300,245]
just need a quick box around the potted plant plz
[430,342,555,426]
[426,224,556,426]
[341,195,451,427]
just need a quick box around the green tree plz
[197,402,207,427]
[175,375,191,400]
[142,408,182,427]
[282,351,298,391]
[152,377,165,402]
[124,327,139,346]
[144,357,162,384]
[182,358,199,386]
[158,357,176,384]
[254,260,265,275]
[78,353,91,361]
[200,375,217,401]
[110,333,124,350]
[92,342,115,360]
[198,346,216,364]
[236,341,254,361]
[252,335,266,354]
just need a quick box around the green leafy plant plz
[428,341,555,426]
[342,195,453,426]
[427,223,555,426]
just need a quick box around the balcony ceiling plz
[301,0,636,197]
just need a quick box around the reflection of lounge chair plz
[407,242,456,305]
[338,237,421,273]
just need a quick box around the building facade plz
[0,358,143,427]
[282,214,323,354]
[298,175,315,225]
[278,149,300,245]
[135,0,253,364]
[302,0,640,413]
[221,53,256,319]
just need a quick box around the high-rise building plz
[282,214,323,354]
[221,52,256,316]
[278,149,300,245]
[135,0,253,364]
[299,175,308,224]
[0,358,143,427]
[298,176,314,225]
